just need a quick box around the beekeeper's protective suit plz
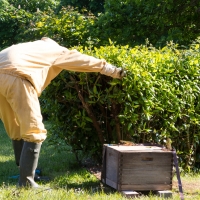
[0,37,125,188]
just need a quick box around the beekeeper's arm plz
[53,49,126,79]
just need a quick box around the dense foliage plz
[1,0,200,170]
[1,0,200,48]
[7,0,59,12]
[0,2,99,49]
[96,0,200,47]
[57,0,105,15]
[41,39,200,170]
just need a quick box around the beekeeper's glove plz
[100,63,126,79]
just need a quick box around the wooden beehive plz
[101,144,173,191]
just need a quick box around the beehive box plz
[101,144,173,191]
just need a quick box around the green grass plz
[0,120,200,199]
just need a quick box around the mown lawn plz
[0,120,200,199]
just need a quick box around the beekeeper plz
[0,37,125,188]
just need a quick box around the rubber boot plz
[18,141,41,188]
[12,140,50,183]
[12,139,24,167]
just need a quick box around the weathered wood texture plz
[102,144,173,191]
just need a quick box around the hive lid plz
[105,144,170,152]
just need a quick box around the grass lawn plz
[0,120,200,199]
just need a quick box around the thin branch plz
[70,75,104,144]
[111,100,121,142]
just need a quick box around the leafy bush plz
[41,38,200,170]
[57,0,105,16]
[7,0,59,12]
[0,4,31,48]
[31,7,95,47]
[95,0,200,47]
[14,6,96,47]
[0,1,96,48]
[0,1,60,48]
[2,0,200,48]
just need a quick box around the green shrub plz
[57,0,104,16]
[95,0,200,47]
[0,5,31,48]
[0,2,96,48]
[2,0,200,49]
[14,7,96,47]
[7,0,59,12]
[41,38,200,170]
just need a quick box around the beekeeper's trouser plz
[0,73,47,143]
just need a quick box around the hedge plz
[41,38,200,170]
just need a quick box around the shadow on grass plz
[0,158,20,187]
[49,168,116,195]
[0,121,116,195]
[38,140,116,194]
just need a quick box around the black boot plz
[12,139,24,167]
[12,140,50,183]
[18,141,41,188]
[12,139,50,183]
